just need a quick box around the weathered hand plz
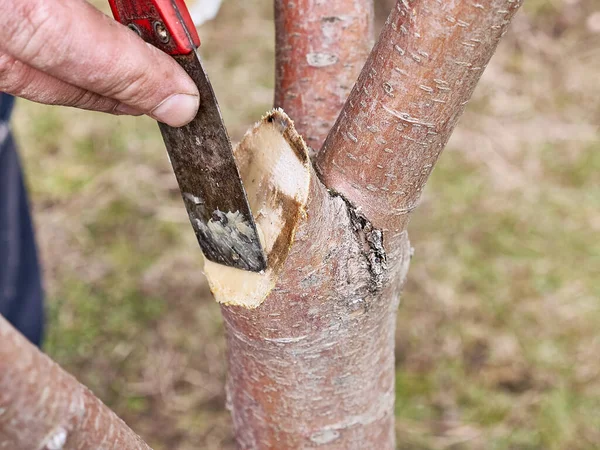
[0,0,200,127]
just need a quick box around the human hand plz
[0,0,200,127]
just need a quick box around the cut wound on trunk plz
[203,109,311,308]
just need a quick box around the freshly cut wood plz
[204,110,311,308]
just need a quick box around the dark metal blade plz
[158,51,267,272]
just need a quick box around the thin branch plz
[274,0,374,150]
[317,0,522,236]
[0,316,152,450]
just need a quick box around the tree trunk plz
[221,0,521,448]
[0,0,521,448]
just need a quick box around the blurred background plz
[11,0,599,448]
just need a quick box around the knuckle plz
[0,53,17,79]
[0,54,30,95]
[14,0,56,65]
[64,88,95,108]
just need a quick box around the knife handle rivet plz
[127,23,142,37]
[153,21,170,44]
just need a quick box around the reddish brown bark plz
[318,0,522,237]
[222,136,412,448]
[0,316,151,450]
[223,1,522,449]
[274,0,374,150]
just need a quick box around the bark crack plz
[331,190,388,291]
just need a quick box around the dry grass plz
[12,0,600,448]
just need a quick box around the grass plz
[11,0,600,448]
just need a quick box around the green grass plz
[11,0,600,449]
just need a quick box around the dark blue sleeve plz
[0,94,45,347]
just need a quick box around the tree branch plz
[274,0,374,151]
[317,0,522,236]
[0,316,152,450]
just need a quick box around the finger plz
[0,0,199,127]
[0,52,142,115]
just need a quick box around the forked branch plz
[0,1,522,449]
[318,0,522,237]
[221,1,522,448]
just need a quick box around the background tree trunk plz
[273,0,374,150]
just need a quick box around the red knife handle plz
[108,0,200,56]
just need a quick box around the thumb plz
[0,0,200,127]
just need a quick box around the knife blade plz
[108,0,267,272]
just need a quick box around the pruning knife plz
[108,0,266,272]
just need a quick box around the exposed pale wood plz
[0,316,152,450]
[205,109,311,308]
[274,0,374,150]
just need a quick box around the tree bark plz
[221,0,522,449]
[220,111,411,448]
[274,0,374,151]
[318,0,522,236]
[0,316,152,450]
